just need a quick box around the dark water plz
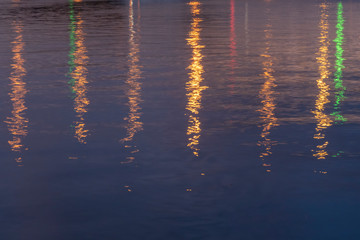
[1,0,360,239]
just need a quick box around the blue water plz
[1,0,360,239]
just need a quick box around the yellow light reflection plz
[258,17,278,172]
[312,3,332,160]
[69,5,89,144]
[5,20,28,165]
[186,1,208,157]
[120,0,143,163]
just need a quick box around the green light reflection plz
[331,2,346,124]
[68,0,76,94]
[67,0,90,144]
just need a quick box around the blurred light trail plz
[228,0,237,92]
[312,2,332,160]
[230,0,237,63]
[120,0,143,164]
[245,1,249,54]
[6,19,28,166]
[331,2,346,124]
[68,0,90,144]
[186,1,208,157]
[258,7,278,173]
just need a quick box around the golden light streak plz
[70,13,90,144]
[5,20,28,165]
[312,2,332,160]
[186,1,208,157]
[258,16,278,172]
[120,0,143,163]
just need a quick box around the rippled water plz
[1,0,360,239]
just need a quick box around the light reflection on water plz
[228,0,237,94]
[229,0,236,69]
[68,0,90,144]
[331,2,346,125]
[244,1,248,54]
[331,2,346,159]
[119,0,142,163]
[5,19,28,165]
[2,0,360,239]
[257,7,278,172]
[185,0,207,157]
[312,2,332,160]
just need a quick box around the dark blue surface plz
[1,0,360,239]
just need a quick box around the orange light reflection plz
[312,2,332,160]
[70,13,90,144]
[120,0,143,164]
[5,20,28,165]
[258,15,278,172]
[186,1,208,157]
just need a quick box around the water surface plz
[1,0,360,239]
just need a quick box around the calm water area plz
[1,0,360,239]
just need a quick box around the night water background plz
[1,0,360,239]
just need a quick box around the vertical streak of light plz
[312,2,332,160]
[331,2,346,124]
[137,0,141,20]
[258,9,278,172]
[229,0,237,92]
[68,0,89,144]
[120,0,142,163]
[245,1,249,54]
[6,20,28,165]
[230,0,236,61]
[186,1,208,157]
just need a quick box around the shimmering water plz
[1,0,360,239]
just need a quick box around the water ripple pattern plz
[68,0,90,144]
[258,7,278,172]
[312,2,332,160]
[186,1,208,157]
[331,2,346,125]
[5,19,28,166]
[120,0,143,164]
